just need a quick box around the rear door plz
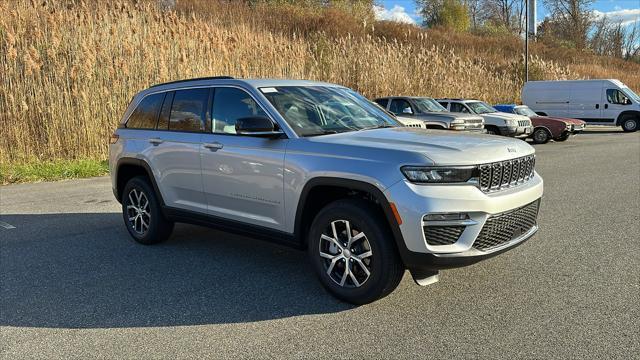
[147,88,211,213]
[200,86,287,231]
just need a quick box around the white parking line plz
[0,221,16,229]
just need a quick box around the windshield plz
[466,101,496,114]
[413,98,448,113]
[623,87,640,103]
[514,106,538,117]
[260,86,399,136]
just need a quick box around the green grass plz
[0,159,109,185]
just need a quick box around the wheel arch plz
[616,110,640,126]
[293,177,405,254]
[115,158,164,206]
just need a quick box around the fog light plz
[424,213,470,221]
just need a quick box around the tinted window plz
[606,89,630,105]
[157,91,174,130]
[212,88,269,134]
[375,98,389,108]
[126,93,164,129]
[450,103,470,113]
[389,99,413,115]
[437,101,449,108]
[169,88,209,132]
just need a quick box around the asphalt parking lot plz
[1,127,638,359]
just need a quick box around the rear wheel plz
[621,118,638,132]
[122,176,174,245]
[532,128,551,144]
[307,199,404,304]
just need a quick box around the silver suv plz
[438,98,533,137]
[374,96,485,131]
[109,77,544,304]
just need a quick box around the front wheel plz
[555,132,571,142]
[622,118,638,132]
[122,176,174,245]
[307,199,404,304]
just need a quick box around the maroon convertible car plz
[494,104,586,144]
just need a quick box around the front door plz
[200,87,287,231]
[602,88,632,124]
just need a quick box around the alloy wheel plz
[126,188,150,235]
[319,219,373,288]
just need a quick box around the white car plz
[522,79,640,132]
[437,99,533,137]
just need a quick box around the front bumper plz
[384,173,543,271]
[499,125,533,138]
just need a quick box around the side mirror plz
[402,107,413,114]
[235,116,283,137]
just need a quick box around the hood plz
[533,116,585,125]
[307,127,535,165]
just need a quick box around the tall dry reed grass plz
[0,0,635,164]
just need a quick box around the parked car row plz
[109,76,636,305]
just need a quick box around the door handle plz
[604,104,608,109]
[149,138,164,145]
[595,104,599,109]
[203,142,224,151]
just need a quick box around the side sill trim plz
[163,206,300,249]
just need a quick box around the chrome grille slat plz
[479,155,535,192]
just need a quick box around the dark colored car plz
[494,104,587,144]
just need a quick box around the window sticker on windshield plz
[261,87,278,93]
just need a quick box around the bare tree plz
[483,0,526,34]
[543,0,595,49]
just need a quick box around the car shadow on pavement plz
[0,213,353,329]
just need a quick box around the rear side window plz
[126,93,165,129]
[212,87,269,135]
[437,101,449,108]
[374,98,389,108]
[169,88,210,132]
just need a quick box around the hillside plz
[1,0,639,165]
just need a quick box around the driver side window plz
[389,99,413,115]
[450,103,469,113]
[606,89,630,105]
[212,88,269,134]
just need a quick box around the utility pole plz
[525,0,537,83]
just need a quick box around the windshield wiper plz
[304,130,339,137]
[358,124,396,131]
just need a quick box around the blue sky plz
[375,0,640,27]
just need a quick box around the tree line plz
[416,0,639,62]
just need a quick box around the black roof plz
[150,76,234,88]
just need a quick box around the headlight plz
[505,119,517,126]
[401,166,478,183]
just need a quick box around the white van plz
[522,79,640,132]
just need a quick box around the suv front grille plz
[424,226,465,246]
[518,119,531,127]
[472,200,540,251]
[479,155,535,192]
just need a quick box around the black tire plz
[122,176,174,245]
[621,117,638,132]
[555,132,570,142]
[307,199,404,305]
[531,128,551,144]
[485,126,499,135]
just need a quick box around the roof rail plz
[150,76,235,88]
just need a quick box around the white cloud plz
[373,5,417,24]
[593,8,640,26]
